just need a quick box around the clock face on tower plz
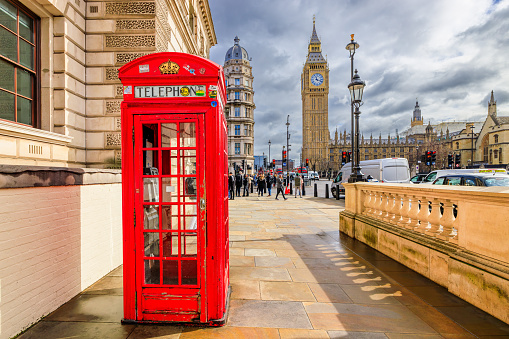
[310,73,324,86]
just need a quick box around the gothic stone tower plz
[301,18,330,170]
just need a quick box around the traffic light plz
[263,157,267,168]
[431,151,436,165]
[447,154,453,168]
[347,151,352,163]
[242,160,245,171]
[272,159,276,168]
[425,151,432,166]
[282,150,287,161]
[455,153,461,168]
[305,158,309,167]
[341,152,347,165]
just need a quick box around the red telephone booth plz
[119,52,229,325]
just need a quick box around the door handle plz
[200,198,206,211]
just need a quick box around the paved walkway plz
[18,196,509,338]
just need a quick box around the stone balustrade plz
[340,182,509,324]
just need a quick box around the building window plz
[489,149,492,163]
[374,148,377,153]
[235,92,240,100]
[234,78,240,86]
[244,125,248,136]
[0,0,38,127]
[494,149,498,159]
[499,148,502,163]
[456,142,459,150]
[245,79,249,86]
[244,93,248,101]
[235,143,240,154]
[391,148,395,152]
[245,107,250,118]
[365,155,368,160]
[244,143,248,155]
[494,134,499,143]
[234,125,240,135]
[234,107,240,117]
[225,107,230,118]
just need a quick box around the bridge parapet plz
[340,182,509,324]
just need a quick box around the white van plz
[308,171,319,180]
[421,168,507,184]
[331,158,410,198]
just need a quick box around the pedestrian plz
[294,173,302,198]
[235,171,242,197]
[243,174,250,197]
[258,174,266,196]
[228,172,235,200]
[266,173,272,196]
[275,174,287,200]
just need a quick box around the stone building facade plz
[301,18,330,171]
[0,0,216,168]
[224,36,255,174]
[328,95,509,174]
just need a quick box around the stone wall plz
[0,166,122,339]
[340,182,509,324]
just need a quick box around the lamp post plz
[415,144,420,174]
[346,35,366,183]
[268,140,271,169]
[470,124,474,167]
[263,152,265,170]
[286,115,290,175]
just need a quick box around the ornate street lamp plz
[347,69,366,182]
[268,140,271,169]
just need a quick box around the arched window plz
[494,134,499,143]
[456,142,459,150]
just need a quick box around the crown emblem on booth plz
[159,59,180,74]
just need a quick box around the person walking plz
[228,172,235,200]
[275,174,287,200]
[235,171,242,197]
[257,174,266,196]
[266,173,273,196]
[243,174,250,197]
[294,173,302,198]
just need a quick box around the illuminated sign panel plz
[134,85,206,98]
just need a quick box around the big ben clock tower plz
[301,18,330,170]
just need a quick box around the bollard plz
[336,184,340,200]
[325,184,329,199]
[290,182,293,195]
[314,183,318,197]
[302,182,306,196]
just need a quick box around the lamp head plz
[346,34,359,51]
[348,69,366,103]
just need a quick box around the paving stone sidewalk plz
[18,196,509,338]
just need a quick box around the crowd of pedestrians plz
[228,171,304,200]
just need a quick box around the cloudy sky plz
[208,0,509,161]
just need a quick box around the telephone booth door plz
[134,114,205,322]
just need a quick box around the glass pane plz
[143,205,159,230]
[18,11,33,43]
[0,90,15,121]
[181,260,197,285]
[144,260,160,284]
[17,68,31,97]
[143,150,159,175]
[0,27,17,62]
[0,0,17,32]
[180,122,196,147]
[143,124,158,148]
[162,260,178,285]
[161,205,178,230]
[182,205,197,230]
[0,58,14,91]
[181,177,197,202]
[162,177,178,203]
[19,40,34,70]
[143,178,159,202]
[181,233,197,256]
[17,96,31,125]
[161,123,177,147]
[181,150,196,175]
[144,232,159,257]
[162,232,179,257]
[161,150,177,175]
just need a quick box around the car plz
[432,173,509,187]
[422,168,506,184]
[308,171,319,180]
[410,173,428,184]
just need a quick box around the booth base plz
[121,286,231,327]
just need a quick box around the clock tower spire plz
[301,18,330,170]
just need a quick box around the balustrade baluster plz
[438,200,455,241]
[376,191,384,219]
[362,190,371,216]
[416,197,430,233]
[382,193,392,222]
[426,198,442,236]
[398,194,410,228]
[407,195,420,230]
[390,193,401,224]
